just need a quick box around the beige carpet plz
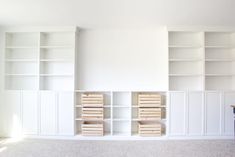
[0,138,234,157]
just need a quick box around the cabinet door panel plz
[58,92,74,135]
[205,92,221,135]
[22,91,38,135]
[169,92,186,136]
[224,92,235,135]
[188,92,203,135]
[3,91,21,137]
[40,91,56,135]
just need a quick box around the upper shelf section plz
[168,31,204,48]
[168,29,235,91]
[6,32,39,48]
[4,28,78,91]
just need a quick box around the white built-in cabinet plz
[2,27,235,139]
[2,91,75,137]
[169,91,234,137]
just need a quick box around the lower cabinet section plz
[58,92,74,135]
[1,90,75,137]
[22,91,38,135]
[40,91,57,135]
[205,92,221,135]
[1,90,234,138]
[169,91,234,137]
[169,92,186,136]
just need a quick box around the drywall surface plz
[77,28,168,91]
[0,27,4,136]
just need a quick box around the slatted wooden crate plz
[138,93,162,107]
[82,108,104,120]
[138,122,162,136]
[82,121,104,136]
[81,93,104,107]
[138,108,162,120]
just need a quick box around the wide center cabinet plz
[1,26,234,139]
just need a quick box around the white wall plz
[77,28,168,91]
[0,26,4,136]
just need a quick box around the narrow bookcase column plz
[131,92,166,136]
[75,91,111,136]
[39,31,76,91]
[112,91,131,136]
[4,32,40,90]
[168,31,204,91]
[205,32,235,90]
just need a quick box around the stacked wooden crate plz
[137,93,164,136]
[81,93,104,136]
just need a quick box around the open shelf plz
[205,32,235,47]
[40,32,75,47]
[168,31,203,47]
[6,32,39,48]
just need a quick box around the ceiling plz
[0,0,234,28]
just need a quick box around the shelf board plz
[205,59,235,62]
[75,118,110,121]
[40,46,74,49]
[5,46,38,49]
[169,45,202,48]
[75,105,111,108]
[169,59,203,62]
[40,74,74,77]
[5,74,38,77]
[205,46,235,49]
[132,118,166,121]
[40,59,73,62]
[112,105,131,108]
[205,74,235,77]
[169,74,203,77]
[113,119,130,121]
[132,105,166,108]
[5,59,38,62]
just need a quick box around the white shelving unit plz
[75,91,166,137]
[205,32,235,90]
[168,30,235,91]
[4,30,77,90]
[168,31,204,91]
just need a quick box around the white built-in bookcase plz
[5,31,77,90]
[168,30,235,91]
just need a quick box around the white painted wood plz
[188,92,203,135]
[169,92,186,136]
[40,91,56,135]
[2,91,22,137]
[205,92,221,135]
[223,92,235,136]
[22,91,38,135]
[58,92,74,135]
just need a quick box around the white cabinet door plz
[205,92,221,135]
[40,91,56,135]
[22,91,38,135]
[223,92,235,136]
[58,92,74,135]
[188,92,203,135]
[3,91,21,137]
[169,92,186,136]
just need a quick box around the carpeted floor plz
[0,138,234,157]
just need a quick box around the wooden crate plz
[138,122,162,136]
[138,108,162,120]
[82,121,104,136]
[82,108,104,120]
[81,93,104,107]
[138,93,162,107]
